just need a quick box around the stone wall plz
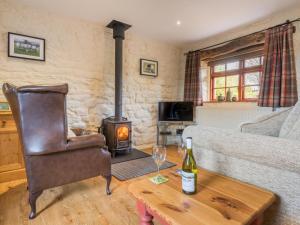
[0,0,182,148]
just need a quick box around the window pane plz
[244,86,260,99]
[245,72,260,85]
[214,77,225,88]
[245,57,260,68]
[214,64,225,72]
[214,88,225,99]
[226,61,239,71]
[226,75,239,87]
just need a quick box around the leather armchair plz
[2,83,111,219]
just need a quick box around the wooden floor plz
[0,146,181,225]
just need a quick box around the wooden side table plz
[129,169,275,225]
[0,111,26,183]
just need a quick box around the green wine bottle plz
[182,137,198,195]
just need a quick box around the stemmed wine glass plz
[177,138,186,161]
[152,145,167,181]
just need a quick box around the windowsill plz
[198,101,260,109]
[203,100,258,104]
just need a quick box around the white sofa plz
[183,105,300,225]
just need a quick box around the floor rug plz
[112,156,176,181]
[111,148,150,164]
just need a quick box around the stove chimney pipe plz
[106,20,131,121]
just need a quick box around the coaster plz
[149,174,168,184]
[175,169,183,176]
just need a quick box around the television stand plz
[156,121,195,146]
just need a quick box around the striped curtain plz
[258,23,298,107]
[184,51,202,106]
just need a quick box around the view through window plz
[210,54,263,102]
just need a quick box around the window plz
[210,55,263,101]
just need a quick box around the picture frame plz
[0,102,10,112]
[8,32,45,61]
[140,59,158,77]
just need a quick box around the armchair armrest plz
[67,134,105,151]
[240,108,291,136]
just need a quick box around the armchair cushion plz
[67,134,105,151]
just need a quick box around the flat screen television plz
[158,101,194,122]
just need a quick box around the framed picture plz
[140,59,158,77]
[0,102,10,112]
[8,32,45,61]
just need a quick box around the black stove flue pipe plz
[106,20,131,121]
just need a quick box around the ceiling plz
[13,0,300,45]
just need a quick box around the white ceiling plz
[13,0,300,45]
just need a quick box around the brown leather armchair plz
[2,83,111,219]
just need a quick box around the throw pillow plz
[284,118,300,140]
[279,101,300,138]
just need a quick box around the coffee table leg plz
[137,200,154,225]
[251,215,263,225]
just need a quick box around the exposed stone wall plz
[0,0,181,148]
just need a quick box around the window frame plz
[210,53,263,102]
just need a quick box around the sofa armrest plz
[240,108,291,136]
[183,125,300,174]
[67,134,105,151]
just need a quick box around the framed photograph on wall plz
[140,59,158,77]
[0,102,10,112]
[8,32,45,61]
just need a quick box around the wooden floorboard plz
[0,146,181,225]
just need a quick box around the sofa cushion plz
[279,101,300,139]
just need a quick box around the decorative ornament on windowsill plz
[217,94,225,102]
[226,88,232,102]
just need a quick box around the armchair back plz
[2,83,68,156]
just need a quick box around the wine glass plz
[152,145,167,180]
[177,138,186,161]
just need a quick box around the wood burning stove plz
[102,117,132,157]
[101,20,132,157]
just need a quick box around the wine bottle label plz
[182,171,195,193]
[186,137,192,149]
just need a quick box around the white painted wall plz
[196,102,288,129]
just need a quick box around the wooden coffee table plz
[128,168,275,225]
